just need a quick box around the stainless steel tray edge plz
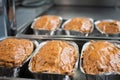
[16,34,120,40]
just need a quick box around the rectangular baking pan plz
[0,37,39,78]
[1,36,120,79]
[17,19,120,40]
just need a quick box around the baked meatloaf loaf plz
[29,40,78,75]
[33,15,61,30]
[96,20,120,34]
[82,40,120,74]
[63,17,93,33]
[0,38,34,68]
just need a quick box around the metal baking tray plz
[17,19,120,40]
[15,38,89,80]
[1,36,120,79]
[26,39,120,80]
[0,77,35,80]
[0,37,39,78]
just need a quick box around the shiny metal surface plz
[54,0,120,7]
[0,1,53,39]
[2,0,17,36]
[43,6,120,20]
[16,34,120,40]
[17,10,120,40]
[0,77,34,80]
[16,4,52,31]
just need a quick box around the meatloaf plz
[0,38,34,68]
[29,40,78,75]
[82,41,120,74]
[33,15,61,30]
[96,20,120,34]
[63,17,93,33]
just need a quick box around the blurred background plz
[0,0,120,38]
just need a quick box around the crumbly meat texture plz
[64,17,92,33]
[33,15,61,30]
[82,41,120,74]
[30,40,77,75]
[97,21,120,34]
[0,38,34,67]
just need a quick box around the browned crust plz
[64,17,92,33]
[82,41,120,74]
[30,40,77,75]
[0,38,34,68]
[33,15,61,30]
[97,21,120,34]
